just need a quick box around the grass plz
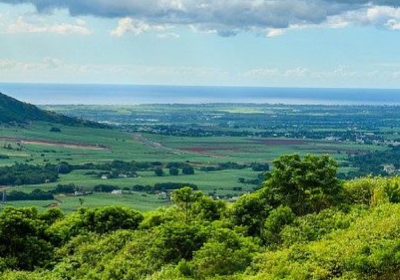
[0,119,388,212]
[16,168,259,195]
[0,192,169,213]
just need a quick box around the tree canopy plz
[1,154,400,279]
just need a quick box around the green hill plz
[0,92,101,127]
[2,155,400,279]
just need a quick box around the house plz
[325,136,341,141]
[383,164,397,175]
[101,175,108,180]
[111,190,123,195]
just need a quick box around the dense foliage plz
[0,163,59,185]
[7,189,54,201]
[2,154,400,279]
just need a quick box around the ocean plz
[1,83,400,105]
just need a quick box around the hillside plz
[2,155,400,280]
[0,92,101,127]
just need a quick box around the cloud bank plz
[2,0,400,36]
[5,17,91,35]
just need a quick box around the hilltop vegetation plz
[2,154,400,279]
[0,92,101,127]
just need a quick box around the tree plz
[230,190,274,236]
[0,207,54,270]
[55,163,73,174]
[169,167,179,176]
[265,154,343,215]
[231,154,343,236]
[155,168,164,177]
[50,127,61,133]
[153,222,208,262]
[263,205,295,245]
[172,187,203,222]
[191,196,227,221]
[49,206,144,244]
[186,228,260,278]
[182,166,195,175]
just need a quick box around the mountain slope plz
[0,92,101,127]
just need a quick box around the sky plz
[1,0,400,88]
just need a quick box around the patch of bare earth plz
[0,137,109,150]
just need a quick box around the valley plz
[1,97,398,213]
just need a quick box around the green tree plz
[231,154,343,236]
[266,154,343,215]
[0,207,54,270]
[49,206,143,244]
[172,187,203,222]
[192,196,227,221]
[186,228,260,278]
[182,166,195,175]
[263,205,295,246]
[152,222,208,262]
[169,167,179,176]
[155,168,164,177]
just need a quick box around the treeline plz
[5,155,400,279]
[94,182,198,193]
[0,163,59,185]
[6,184,80,201]
[58,182,198,194]
[200,162,270,172]
[7,189,54,201]
[4,182,200,202]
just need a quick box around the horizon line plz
[1,82,400,91]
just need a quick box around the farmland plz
[1,103,399,212]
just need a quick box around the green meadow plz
[0,103,392,212]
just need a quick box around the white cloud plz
[327,6,400,30]
[266,28,285,37]
[386,19,400,30]
[3,58,400,87]
[157,32,180,39]
[0,59,15,69]
[110,17,169,36]
[284,67,308,78]
[5,17,91,35]
[241,68,280,78]
[43,57,64,68]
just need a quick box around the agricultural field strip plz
[0,136,108,150]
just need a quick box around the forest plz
[1,154,400,280]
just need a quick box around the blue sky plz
[1,1,400,88]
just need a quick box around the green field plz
[0,192,168,212]
[1,103,395,211]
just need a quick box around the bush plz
[155,168,164,177]
[51,184,76,194]
[154,182,198,191]
[93,184,120,193]
[182,166,195,175]
[169,167,179,176]
[50,127,61,133]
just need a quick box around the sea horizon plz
[2,82,400,106]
